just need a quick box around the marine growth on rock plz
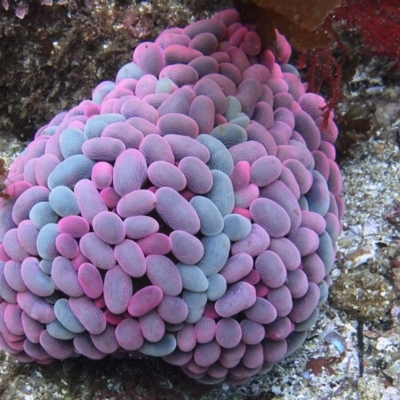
[0,8,343,385]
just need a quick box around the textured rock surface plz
[330,269,395,321]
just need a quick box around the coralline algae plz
[0,8,343,385]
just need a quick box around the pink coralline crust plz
[0,8,343,385]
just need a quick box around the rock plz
[330,269,395,321]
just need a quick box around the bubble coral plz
[0,8,344,385]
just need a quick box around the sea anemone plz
[0,8,343,384]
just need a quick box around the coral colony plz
[0,8,343,384]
